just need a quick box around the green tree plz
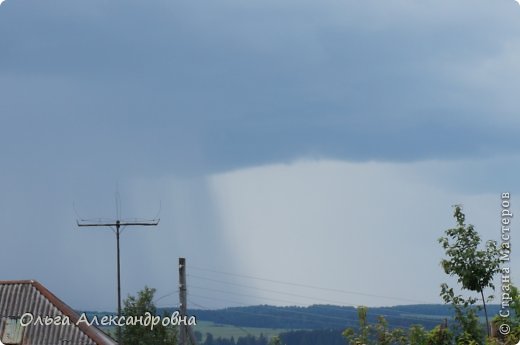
[426,325,453,345]
[492,283,520,344]
[121,286,177,345]
[343,306,370,345]
[390,327,407,345]
[507,284,520,344]
[439,284,482,342]
[408,325,428,345]
[204,333,215,345]
[268,336,282,345]
[438,205,501,340]
[343,307,436,345]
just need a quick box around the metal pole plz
[116,220,122,345]
[179,258,187,345]
[77,216,159,345]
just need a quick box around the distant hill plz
[185,304,439,330]
[81,304,501,331]
[168,304,500,330]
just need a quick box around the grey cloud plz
[1,0,519,310]
[1,0,520,177]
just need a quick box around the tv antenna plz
[76,193,160,345]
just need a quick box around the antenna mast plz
[76,198,159,345]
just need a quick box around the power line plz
[188,285,445,325]
[190,284,314,307]
[185,267,452,324]
[187,273,444,319]
[188,299,255,338]
[189,265,431,304]
[187,293,361,329]
[188,274,357,306]
[155,290,180,305]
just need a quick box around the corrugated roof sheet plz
[0,280,118,345]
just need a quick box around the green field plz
[193,320,288,341]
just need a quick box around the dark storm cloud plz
[1,0,520,177]
[1,0,520,309]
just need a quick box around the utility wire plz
[188,299,255,338]
[187,273,446,320]
[188,286,445,325]
[188,274,356,306]
[188,293,361,329]
[190,265,432,304]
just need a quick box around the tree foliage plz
[438,206,500,294]
[439,284,482,343]
[492,283,520,345]
[342,307,451,345]
[438,205,501,341]
[121,286,177,345]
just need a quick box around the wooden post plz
[179,257,198,345]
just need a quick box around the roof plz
[0,280,118,345]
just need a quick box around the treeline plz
[279,329,344,345]
[181,304,501,330]
[201,333,269,345]
[199,330,344,345]
[82,304,502,331]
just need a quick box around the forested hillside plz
[183,304,500,330]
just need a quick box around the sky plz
[0,0,520,312]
